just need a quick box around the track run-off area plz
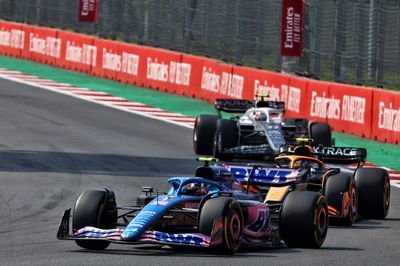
[0,56,399,265]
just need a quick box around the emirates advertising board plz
[280,0,304,56]
[78,0,99,23]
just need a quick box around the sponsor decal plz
[29,33,61,58]
[282,84,301,112]
[182,201,200,209]
[148,231,207,245]
[65,41,97,66]
[310,91,341,119]
[226,166,297,183]
[169,61,191,85]
[280,0,304,56]
[254,80,280,100]
[0,28,24,48]
[147,57,191,85]
[254,81,300,113]
[287,146,359,156]
[310,91,367,124]
[341,95,366,123]
[378,102,400,132]
[313,146,358,156]
[247,209,270,233]
[78,0,99,23]
[201,67,243,98]
[102,48,139,75]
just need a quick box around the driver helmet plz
[254,111,267,121]
[187,183,206,196]
[293,159,309,169]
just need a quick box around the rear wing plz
[215,99,254,113]
[215,99,285,115]
[224,164,299,187]
[282,145,367,165]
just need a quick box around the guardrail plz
[0,20,399,144]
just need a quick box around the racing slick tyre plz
[355,168,390,219]
[310,122,332,146]
[213,119,238,161]
[193,114,219,155]
[280,191,328,248]
[324,173,357,226]
[199,197,243,254]
[73,190,117,250]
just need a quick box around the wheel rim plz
[349,186,358,222]
[316,206,328,240]
[383,179,390,216]
[225,210,242,252]
[229,212,241,240]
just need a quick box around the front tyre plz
[355,168,390,219]
[73,189,117,250]
[199,197,243,254]
[280,191,328,248]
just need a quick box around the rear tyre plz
[310,122,332,146]
[325,173,357,226]
[280,191,328,248]
[193,115,219,155]
[199,197,243,254]
[213,119,238,161]
[73,190,117,250]
[355,168,390,219]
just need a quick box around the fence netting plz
[1,0,399,88]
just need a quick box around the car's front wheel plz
[199,197,243,254]
[73,189,117,250]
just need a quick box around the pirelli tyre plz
[73,189,117,250]
[199,197,243,254]
[355,167,390,219]
[280,191,328,248]
[324,173,357,226]
[213,119,238,161]
[310,122,333,146]
[193,115,219,155]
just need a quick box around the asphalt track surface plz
[0,78,399,266]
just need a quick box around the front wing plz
[57,209,211,247]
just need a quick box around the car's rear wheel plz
[324,173,357,226]
[199,197,243,254]
[355,167,390,219]
[213,119,238,161]
[73,189,117,250]
[280,191,328,248]
[193,114,219,155]
[310,122,332,146]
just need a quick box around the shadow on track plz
[70,244,299,258]
[0,150,199,177]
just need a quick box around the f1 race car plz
[225,140,390,226]
[57,158,328,253]
[193,95,334,160]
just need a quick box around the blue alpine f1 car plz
[57,158,328,253]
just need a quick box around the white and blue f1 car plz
[57,158,328,253]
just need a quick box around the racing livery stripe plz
[0,67,399,188]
